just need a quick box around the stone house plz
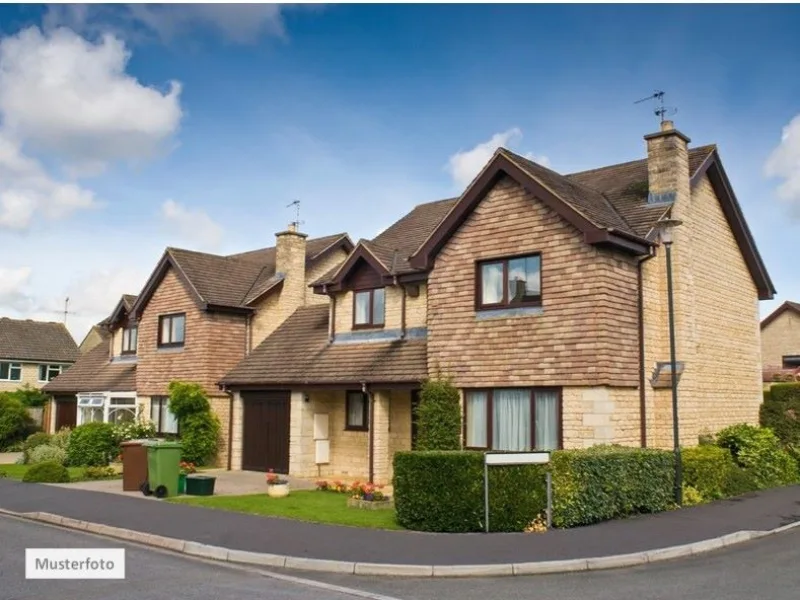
[221,120,774,484]
[0,317,78,393]
[760,301,800,383]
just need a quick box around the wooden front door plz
[410,389,421,450]
[242,391,291,473]
[55,396,77,431]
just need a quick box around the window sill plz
[344,426,369,433]
[352,325,385,331]
[476,306,544,321]
[157,346,185,354]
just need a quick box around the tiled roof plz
[43,342,135,393]
[221,305,427,386]
[0,318,79,363]
[761,300,800,329]
[121,295,138,311]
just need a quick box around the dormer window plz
[121,325,138,355]
[477,253,542,310]
[353,288,385,329]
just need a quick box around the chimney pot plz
[661,120,674,132]
[288,222,297,233]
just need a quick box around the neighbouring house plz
[78,320,110,354]
[0,317,79,393]
[43,295,139,432]
[126,229,354,467]
[220,120,774,484]
[760,301,800,384]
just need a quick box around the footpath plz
[1,479,798,577]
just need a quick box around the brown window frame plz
[475,252,542,311]
[158,313,186,348]
[782,355,800,369]
[462,387,563,451]
[121,325,138,355]
[352,288,386,330]
[345,390,369,431]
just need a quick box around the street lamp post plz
[656,218,684,507]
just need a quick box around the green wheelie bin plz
[140,440,182,499]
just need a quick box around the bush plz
[22,432,52,463]
[723,465,760,497]
[179,412,221,465]
[769,383,800,403]
[28,444,67,465]
[0,395,35,451]
[168,381,211,420]
[22,461,71,483]
[112,419,157,444]
[682,445,736,500]
[82,466,117,480]
[50,428,72,451]
[760,398,800,447]
[715,424,798,489]
[415,378,461,451]
[550,446,674,528]
[682,485,705,506]
[9,384,49,408]
[65,422,117,467]
[393,451,546,532]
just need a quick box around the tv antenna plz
[51,296,76,326]
[634,90,678,123]
[286,199,304,230]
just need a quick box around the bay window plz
[464,388,561,451]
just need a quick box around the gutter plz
[364,382,375,484]
[637,250,656,447]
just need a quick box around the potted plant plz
[266,469,290,498]
[178,461,196,494]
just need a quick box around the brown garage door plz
[242,391,290,473]
[54,396,77,431]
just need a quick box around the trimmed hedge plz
[22,461,70,483]
[65,422,117,467]
[393,446,674,532]
[769,383,800,403]
[415,379,461,451]
[716,424,798,489]
[549,446,674,528]
[393,451,546,532]
[681,445,736,500]
[760,398,800,447]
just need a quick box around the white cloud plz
[446,128,550,189]
[765,114,800,209]
[0,26,182,174]
[161,199,224,251]
[0,266,36,313]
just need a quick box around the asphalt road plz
[0,515,398,600]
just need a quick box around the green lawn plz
[169,490,402,530]
[0,464,121,482]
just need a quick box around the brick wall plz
[427,175,640,388]
[762,311,800,368]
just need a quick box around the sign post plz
[484,452,551,534]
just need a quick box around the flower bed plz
[315,479,392,509]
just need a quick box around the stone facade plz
[562,387,640,448]
[0,362,46,392]
[333,283,427,335]
[761,310,800,369]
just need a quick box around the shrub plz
[28,444,67,465]
[393,450,546,532]
[9,384,49,408]
[715,424,799,489]
[769,383,800,403]
[112,419,157,444]
[760,398,800,447]
[682,445,736,500]
[415,378,461,451]
[50,428,72,451]
[723,465,760,497]
[168,381,211,420]
[0,395,35,451]
[179,412,220,465]
[82,466,117,480]
[549,446,674,528]
[65,422,117,467]
[682,485,705,506]
[22,461,70,483]
[22,432,52,463]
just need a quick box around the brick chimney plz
[275,222,308,313]
[644,120,691,217]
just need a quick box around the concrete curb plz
[2,507,799,578]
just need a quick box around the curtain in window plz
[372,289,385,325]
[492,389,531,451]
[535,390,559,450]
[481,263,503,304]
[465,391,488,447]
[347,393,364,427]
[162,403,179,434]
[354,292,370,324]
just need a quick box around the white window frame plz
[0,361,22,381]
[76,392,138,426]
[38,364,67,383]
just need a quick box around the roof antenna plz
[286,199,304,231]
[634,90,678,123]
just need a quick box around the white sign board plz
[484,452,550,466]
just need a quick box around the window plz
[782,355,800,369]
[121,326,138,354]
[77,393,139,426]
[465,388,561,451]
[38,364,65,382]
[345,391,369,431]
[353,288,385,328]
[150,396,179,435]
[158,313,186,347]
[77,394,105,425]
[0,362,22,381]
[477,253,542,309]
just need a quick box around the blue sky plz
[0,4,799,339]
